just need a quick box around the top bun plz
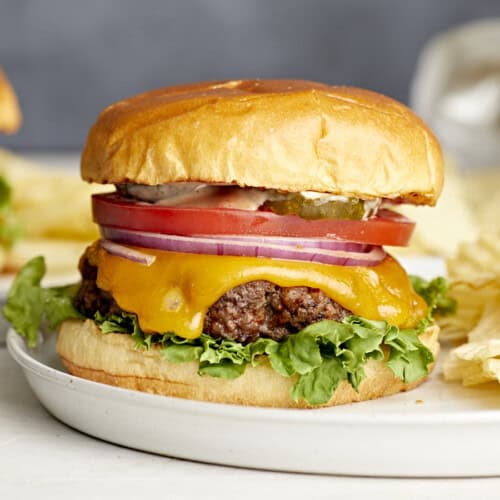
[81,80,444,205]
[0,67,22,134]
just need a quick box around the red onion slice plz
[100,240,156,266]
[101,226,369,252]
[100,226,386,267]
[197,234,369,252]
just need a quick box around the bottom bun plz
[57,319,440,408]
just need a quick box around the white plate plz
[7,327,500,477]
[9,255,500,477]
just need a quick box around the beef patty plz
[204,281,350,342]
[75,255,351,343]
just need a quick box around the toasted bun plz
[81,80,444,205]
[0,67,22,134]
[57,319,439,408]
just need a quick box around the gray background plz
[2,0,500,149]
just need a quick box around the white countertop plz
[2,346,500,499]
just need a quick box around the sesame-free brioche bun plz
[0,67,22,134]
[57,319,439,409]
[81,80,444,205]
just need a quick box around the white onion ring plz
[100,226,386,267]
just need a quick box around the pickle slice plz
[262,195,366,220]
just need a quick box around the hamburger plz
[5,79,452,408]
[0,66,22,135]
[0,67,22,268]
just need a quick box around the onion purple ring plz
[100,226,386,267]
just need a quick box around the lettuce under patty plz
[95,310,435,405]
[3,257,454,405]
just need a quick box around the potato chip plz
[439,279,500,342]
[463,168,500,235]
[390,159,500,258]
[390,158,477,257]
[438,231,500,342]
[443,337,500,386]
[5,238,87,276]
[0,148,111,241]
[447,232,500,281]
[467,296,500,342]
[442,240,500,386]
[0,148,111,273]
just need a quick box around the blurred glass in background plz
[411,18,500,170]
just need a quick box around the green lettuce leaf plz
[99,309,434,406]
[3,256,82,347]
[0,174,10,208]
[0,175,22,249]
[410,275,456,318]
[94,311,134,334]
[199,359,247,379]
[162,343,204,363]
[94,310,147,348]
[384,327,434,382]
[291,357,346,406]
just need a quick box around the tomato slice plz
[92,193,415,246]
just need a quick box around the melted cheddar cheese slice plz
[94,245,427,339]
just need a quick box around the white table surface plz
[3,347,500,500]
[2,152,500,498]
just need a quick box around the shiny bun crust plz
[57,319,439,409]
[0,67,22,134]
[81,80,443,205]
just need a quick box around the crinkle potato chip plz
[0,148,111,273]
[391,161,500,258]
[390,159,477,257]
[463,169,500,235]
[447,232,500,281]
[442,230,500,387]
[443,294,500,386]
[439,231,500,342]
[4,238,87,276]
[439,280,500,342]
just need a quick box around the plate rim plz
[8,328,500,426]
